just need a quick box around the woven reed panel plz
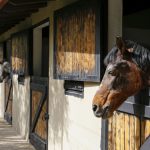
[54,1,100,81]
[11,30,29,75]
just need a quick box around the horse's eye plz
[108,70,115,75]
[108,70,117,76]
[108,71,113,74]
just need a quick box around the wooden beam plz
[0,13,30,19]
[0,25,16,29]
[0,0,51,34]
[0,11,30,17]
[3,3,46,12]
[0,15,29,22]
[8,0,51,6]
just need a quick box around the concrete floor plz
[0,120,35,150]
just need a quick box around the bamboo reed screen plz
[108,112,150,150]
[54,1,100,82]
[11,31,29,75]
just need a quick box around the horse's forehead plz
[107,64,114,70]
[107,61,120,69]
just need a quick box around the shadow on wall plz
[12,75,30,140]
[48,79,69,149]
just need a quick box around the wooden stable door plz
[108,112,150,150]
[4,79,13,124]
[30,78,49,150]
[102,88,150,150]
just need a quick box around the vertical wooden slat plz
[144,119,150,140]
[141,120,146,145]
[118,113,121,150]
[141,119,150,147]
[125,114,130,150]
[108,117,113,150]
[134,116,140,150]
[115,112,121,150]
[115,113,118,150]
[130,115,135,150]
[120,113,125,150]
[112,112,116,150]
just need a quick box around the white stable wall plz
[0,82,4,119]
[0,0,123,149]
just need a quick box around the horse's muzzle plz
[92,104,110,118]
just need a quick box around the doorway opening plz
[32,21,49,77]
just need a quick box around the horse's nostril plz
[103,106,110,114]
[92,105,98,112]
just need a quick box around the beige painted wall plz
[0,82,4,119]
[0,0,122,149]
[12,75,30,140]
[40,1,101,149]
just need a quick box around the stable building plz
[0,0,150,150]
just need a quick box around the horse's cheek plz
[92,94,106,106]
[107,92,127,110]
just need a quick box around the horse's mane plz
[104,40,150,74]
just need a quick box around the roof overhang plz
[0,0,52,35]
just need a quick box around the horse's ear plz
[116,36,126,55]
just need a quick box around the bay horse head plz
[92,37,150,119]
[0,61,11,83]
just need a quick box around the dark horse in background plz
[92,37,150,119]
[0,61,11,83]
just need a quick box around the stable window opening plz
[33,21,49,78]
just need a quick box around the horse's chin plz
[93,108,113,119]
[94,113,112,119]
[102,111,113,119]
